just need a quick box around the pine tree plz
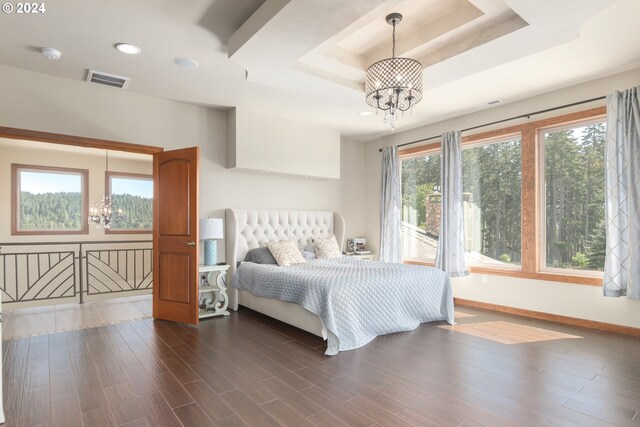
[586,220,606,271]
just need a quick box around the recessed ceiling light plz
[359,111,372,116]
[41,47,61,60]
[115,43,141,55]
[174,57,199,69]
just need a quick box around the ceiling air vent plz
[474,99,504,109]
[86,70,130,89]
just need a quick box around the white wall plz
[364,67,640,328]
[229,108,341,179]
[0,64,366,258]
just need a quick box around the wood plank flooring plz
[3,306,640,426]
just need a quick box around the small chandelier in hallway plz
[88,151,125,229]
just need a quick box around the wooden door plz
[153,147,199,324]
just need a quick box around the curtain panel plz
[604,85,640,299]
[379,146,402,263]
[436,131,469,277]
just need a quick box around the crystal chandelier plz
[89,195,125,229]
[365,13,423,130]
[88,151,125,229]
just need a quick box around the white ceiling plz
[0,0,638,141]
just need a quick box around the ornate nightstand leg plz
[205,270,230,316]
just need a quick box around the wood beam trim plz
[404,260,602,286]
[520,126,538,273]
[454,298,640,338]
[398,142,441,159]
[0,126,164,155]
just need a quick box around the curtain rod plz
[378,95,606,152]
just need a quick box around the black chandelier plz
[365,13,423,130]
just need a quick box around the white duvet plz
[233,257,454,355]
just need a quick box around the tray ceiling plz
[0,0,638,140]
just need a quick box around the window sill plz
[403,260,602,286]
[105,229,153,235]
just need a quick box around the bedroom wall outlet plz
[481,274,488,284]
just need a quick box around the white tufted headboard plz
[225,208,345,310]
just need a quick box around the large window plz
[398,107,605,285]
[541,120,606,272]
[462,136,522,267]
[106,172,153,233]
[401,152,441,260]
[401,137,522,267]
[12,164,88,235]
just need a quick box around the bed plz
[226,208,454,355]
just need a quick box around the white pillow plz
[266,241,307,267]
[313,235,342,259]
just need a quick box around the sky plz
[20,171,81,194]
[111,177,153,198]
[20,171,153,198]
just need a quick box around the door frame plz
[0,126,164,155]
[0,126,165,305]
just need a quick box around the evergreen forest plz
[19,192,152,231]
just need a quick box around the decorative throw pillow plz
[244,247,277,264]
[313,235,342,259]
[266,241,307,267]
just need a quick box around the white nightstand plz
[198,264,231,319]
[345,253,376,261]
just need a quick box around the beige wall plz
[0,138,152,243]
[0,65,366,258]
[364,67,640,328]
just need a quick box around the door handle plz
[184,241,196,247]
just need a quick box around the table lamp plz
[200,218,223,266]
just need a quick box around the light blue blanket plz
[233,257,454,355]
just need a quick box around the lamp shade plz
[200,218,223,240]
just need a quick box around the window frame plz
[11,163,89,235]
[538,118,606,277]
[104,171,153,235]
[398,106,606,286]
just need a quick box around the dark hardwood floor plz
[3,306,640,426]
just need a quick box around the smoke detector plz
[41,47,61,60]
[174,57,199,69]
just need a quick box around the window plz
[401,151,441,261]
[12,164,88,235]
[106,172,153,233]
[541,120,606,272]
[398,106,605,286]
[462,136,522,267]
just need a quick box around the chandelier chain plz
[392,20,396,58]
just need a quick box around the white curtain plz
[380,146,402,263]
[436,131,469,277]
[604,86,640,299]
